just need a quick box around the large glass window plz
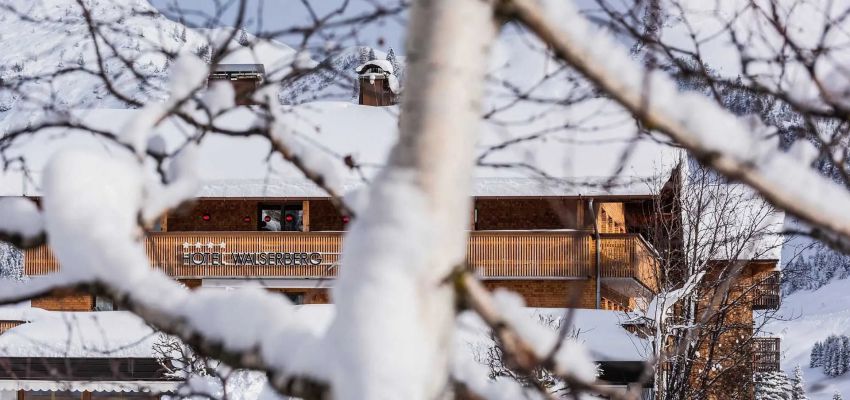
[258,204,303,232]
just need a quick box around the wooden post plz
[302,200,310,232]
[81,391,92,400]
[16,390,24,400]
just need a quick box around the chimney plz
[208,64,266,106]
[355,60,398,106]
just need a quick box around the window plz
[284,292,305,305]
[258,204,303,232]
[94,296,114,311]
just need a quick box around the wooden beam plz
[302,200,310,232]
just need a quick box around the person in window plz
[259,209,282,231]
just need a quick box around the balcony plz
[752,271,781,310]
[753,337,781,372]
[24,231,659,292]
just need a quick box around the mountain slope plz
[767,278,850,398]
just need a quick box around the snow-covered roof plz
[212,64,265,73]
[0,302,43,322]
[0,305,645,363]
[0,100,681,199]
[0,380,179,393]
[355,60,394,75]
[0,311,157,358]
[457,308,650,362]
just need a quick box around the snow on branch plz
[453,270,642,400]
[503,0,850,250]
[0,197,45,248]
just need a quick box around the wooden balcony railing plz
[598,233,660,292]
[753,337,781,373]
[24,230,659,291]
[467,231,594,278]
[752,271,781,310]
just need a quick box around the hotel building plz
[0,63,782,399]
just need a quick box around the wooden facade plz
[25,230,659,292]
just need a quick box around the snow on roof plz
[208,34,315,81]
[0,100,680,199]
[0,305,644,363]
[0,302,44,322]
[456,308,650,362]
[355,60,394,75]
[0,311,157,358]
[0,380,179,393]
[212,64,265,73]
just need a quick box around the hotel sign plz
[180,242,322,266]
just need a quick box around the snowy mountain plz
[766,278,850,399]
[0,0,404,123]
[0,0,210,115]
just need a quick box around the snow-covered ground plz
[766,278,850,398]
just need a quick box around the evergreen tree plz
[386,48,400,73]
[358,47,371,64]
[791,366,808,400]
[368,48,376,61]
[237,28,249,46]
[193,44,211,64]
[0,242,23,280]
[835,391,844,400]
[811,342,823,368]
[828,336,839,376]
[842,336,850,375]
[755,371,792,400]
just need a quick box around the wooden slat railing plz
[598,233,660,292]
[24,231,659,291]
[753,337,781,372]
[752,271,781,310]
[467,231,594,278]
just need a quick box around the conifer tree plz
[811,342,823,368]
[386,48,400,73]
[368,48,376,61]
[791,366,808,400]
[834,391,844,400]
[359,47,371,64]
[237,28,249,46]
[755,371,792,400]
[841,336,850,375]
[829,336,840,376]
[0,242,23,280]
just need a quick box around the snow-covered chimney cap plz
[355,60,393,75]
